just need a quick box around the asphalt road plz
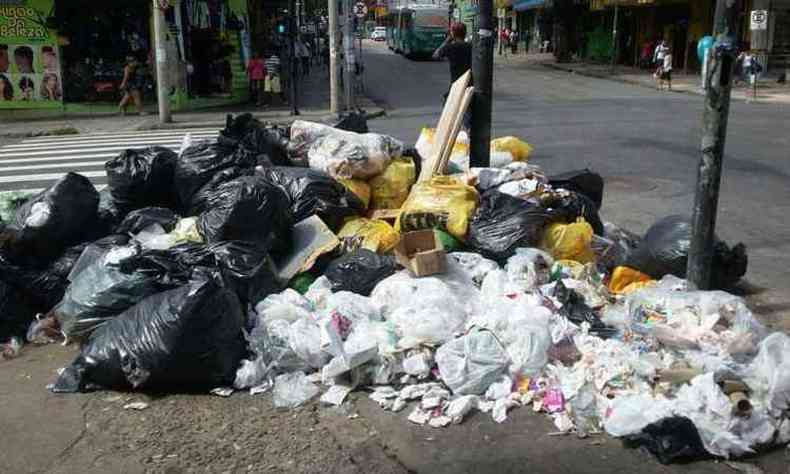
[363,40,790,332]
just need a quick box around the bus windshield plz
[413,12,448,29]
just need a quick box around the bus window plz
[414,13,448,29]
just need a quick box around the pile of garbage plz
[1,113,786,465]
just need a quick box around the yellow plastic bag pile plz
[540,218,595,263]
[490,136,533,162]
[397,176,479,241]
[338,218,400,253]
[338,179,371,208]
[369,158,416,210]
[608,266,655,294]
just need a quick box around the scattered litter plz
[123,401,149,410]
[210,387,234,397]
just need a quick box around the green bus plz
[386,5,449,59]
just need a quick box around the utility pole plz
[289,0,300,115]
[687,0,738,290]
[153,0,172,123]
[343,0,355,110]
[328,0,340,114]
[610,1,619,73]
[470,0,494,167]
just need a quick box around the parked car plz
[371,27,386,41]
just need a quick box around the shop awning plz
[513,0,545,11]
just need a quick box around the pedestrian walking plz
[433,22,473,129]
[264,50,284,104]
[656,47,673,91]
[498,28,510,57]
[247,52,266,105]
[653,40,669,65]
[118,54,146,115]
[509,29,518,55]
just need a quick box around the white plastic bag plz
[504,248,554,291]
[747,332,790,415]
[288,317,330,369]
[435,328,509,396]
[603,394,672,437]
[273,372,320,408]
[448,252,499,287]
[390,297,467,349]
[255,289,313,323]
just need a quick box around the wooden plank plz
[419,70,471,182]
[436,86,475,176]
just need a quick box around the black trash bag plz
[174,140,257,211]
[467,191,562,263]
[626,215,748,289]
[165,241,281,305]
[624,417,709,464]
[115,207,179,235]
[187,166,254,216]
[221,114,291,167]
[196,176,293,256]
[96,188,126,234]
[105,146,177,211]
[0,173,99,264]
[0,280,38,344]
[548,169,604,210]
[324,250,398,296]
[51,277,246,393]
[53,242,188,340]
[332,111,368,134]
[544,191,605,236]
[552,280,616,338]
[257,167,365,231]
[0,242,87,313]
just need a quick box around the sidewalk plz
[497,52,790,105]
[0,70,383,139]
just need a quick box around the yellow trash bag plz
[415,127,469,161]
[609,266,655,295]
[397,176,479,241]
[369,158,416,210]
[338,178,371,209]
[338,218,400,253]
[490,136,533,162]
[540,218,595,263]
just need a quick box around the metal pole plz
[290,0,300,115]
[470,0,494,167]
[153,0,172,123]
[343,0,355,110]
[687,0,738,290]
[328,0,340,114]
[610,1,619,73]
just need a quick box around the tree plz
[548,0,577,63]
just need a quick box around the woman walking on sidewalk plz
[119,55,146,115]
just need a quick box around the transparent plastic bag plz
[255,289,313,323]
[435,328,509,396]
[273,372,320,408]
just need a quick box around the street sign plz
[354,2,368,18]
[751,10,768,31]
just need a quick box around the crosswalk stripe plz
[0,170,106,184]
[3,132,219,150]
[0,153,117,165]
[17,128,221,144]
[0,143,188,158]
[0,160,107,173]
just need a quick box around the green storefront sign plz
[0,0,62,109]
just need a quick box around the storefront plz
[0,0,63,109]
[513,0,547,52]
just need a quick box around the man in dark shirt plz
[433,22,472,84]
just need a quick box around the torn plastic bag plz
[466,191,560,263]
[105,146,177,211]
[626,215,748,289]
[747,332,790,414]
[471,162,547,193]
[54,244,192,340]
[435,328,510,396]
[52,277,246,393]
[0,173,99,264]
[548,169,604,210]
[196,176,293,256]
[552,280,615,337]
[115,207,179,235]
[0,280,37,343]
[174,140,257,210]
[257,167,364,231]
[624,417,709,464]
[324,250,398,296]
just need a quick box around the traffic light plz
[277,21,287,34]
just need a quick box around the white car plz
[371,27,386,41]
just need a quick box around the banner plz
[0,0,62,108]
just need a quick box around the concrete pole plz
[153,0,172,123]
[343,0,355,110]
[290,0,300,115]
[470,0,494,168]
[328,0,341,114]
[687,0,738,290]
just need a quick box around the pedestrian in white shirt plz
[656,48,673,91]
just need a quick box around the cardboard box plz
[394,230,447,277]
